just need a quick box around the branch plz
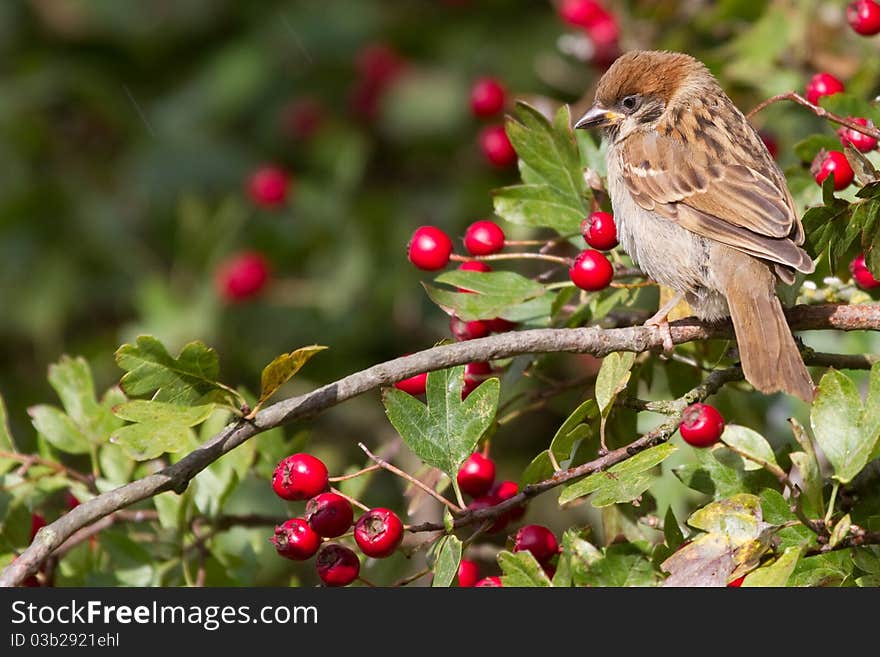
[1,302,878,586]
[747,91,880,140]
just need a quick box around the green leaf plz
[115,336,229,405]
[424,271,546,322]
[828,513,851,549]
[498,550,553,587]
[811,367,880,484]
[559,443,676,506]
[28,405,91,454]
[576,129,607,178]
[492,184,585,234]
[687,493,763,545]
[741,546,802,587]
[664,506,686,550]
[789,551,852,587]
[759,489,813,550]
[109,422,195,461]
[521,451,554,487]
[720,425,778,471]
[47,356,103,433]
[558,528,602,587]
[383,366,499,478]
[578,543,659,587]
[595,352,636,417]
[0,395,16,475]
[432,535,462,587]
[788,417,824,516]
[256,345,327,410]
[112,401,216,426]
[793,134,845,163]
[852,547,880,574]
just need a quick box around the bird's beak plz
[574,104,624,130]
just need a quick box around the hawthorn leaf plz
[741,546,802,587]
[28,405,91,455]
[257,345,327,410]
[110,422,195,461]
[720,424,777,471]
[115,335,230,406]
[432,535,462,588]
[559,443,676,506]
[498,550,553,587]
[383,366,499,478]
[577,543,659,587]
[112,401,215,427]
[811,366,880,484]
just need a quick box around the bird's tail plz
[721,258,815,403]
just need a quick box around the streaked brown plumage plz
[576,51,815,403]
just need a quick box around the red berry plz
[847,0,880,35]
[457,559,480,587]
[485,317,517,333]
[581,211,618,250]
[569,249,614,291]
[485,480,525,533]
[216,251,270,302]
[247,166,290,208]
[354,508,404,558]
[812,151,854,191]
[306,492,354,538]
[470,78,506,118]
[272,453,329,501]
[458,260,492,274]
[759,131,779,160]
[450,315,491,341]
[395,372,428,396]
[850,253,880,290]
[64,492,80,511]
[513,525,559,565]
[316,544,360,587]
[356,43,405,86]
[838,117,878,153]
[30,513,46,541]
[479,125,517,167]
[457,453,496,498]
[805,73,844,106]
[475,576,502,587]
[464,220,506,255]
[679,403,725,448]
[559,0,604,28]
[727,575,746,587]
[463,361,493,398]
[282,98,322,140]
[272,518,321,561]
[407,226,454,271]
[587,10,619,46]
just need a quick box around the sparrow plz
[575,50,815,403]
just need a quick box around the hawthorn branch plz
[1,302,878,587]
[747,91,880,140]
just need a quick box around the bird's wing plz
[620,122,814,274]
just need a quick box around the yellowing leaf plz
[256,345,327,412]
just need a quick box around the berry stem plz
[357,442,463,514]
[747,91,880,140]
[329,487,371,513]
[825,482,840,525]
[391,567,432,587]
[328,464,383,482]
[451,252,571,266]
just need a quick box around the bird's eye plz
[621,95,640,112]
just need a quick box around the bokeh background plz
[1,0,879,585]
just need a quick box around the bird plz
[574,50,815,403]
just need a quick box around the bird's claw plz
[645,316,674,355]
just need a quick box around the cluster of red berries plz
[469,77,517,168]
[805,72,877,191]
[270,453,404,587]
[457,452,525,535]
[456,524,560,587]
[558,0,620,67]
[569,211,618,291]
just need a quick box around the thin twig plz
[329,487,370,513]
[329,464,382,482]
[357,443,463,514]
[747,91,880,140]
[1,450,94,489]
[451,252,571,266]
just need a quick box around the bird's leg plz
[644,293,683,354]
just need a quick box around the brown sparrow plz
[575,51,815,403]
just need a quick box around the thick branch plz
[1,303,877,587]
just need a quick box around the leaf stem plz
[825,482,840,525]
[357,443,463,514]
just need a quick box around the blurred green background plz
[1,0,879,585]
